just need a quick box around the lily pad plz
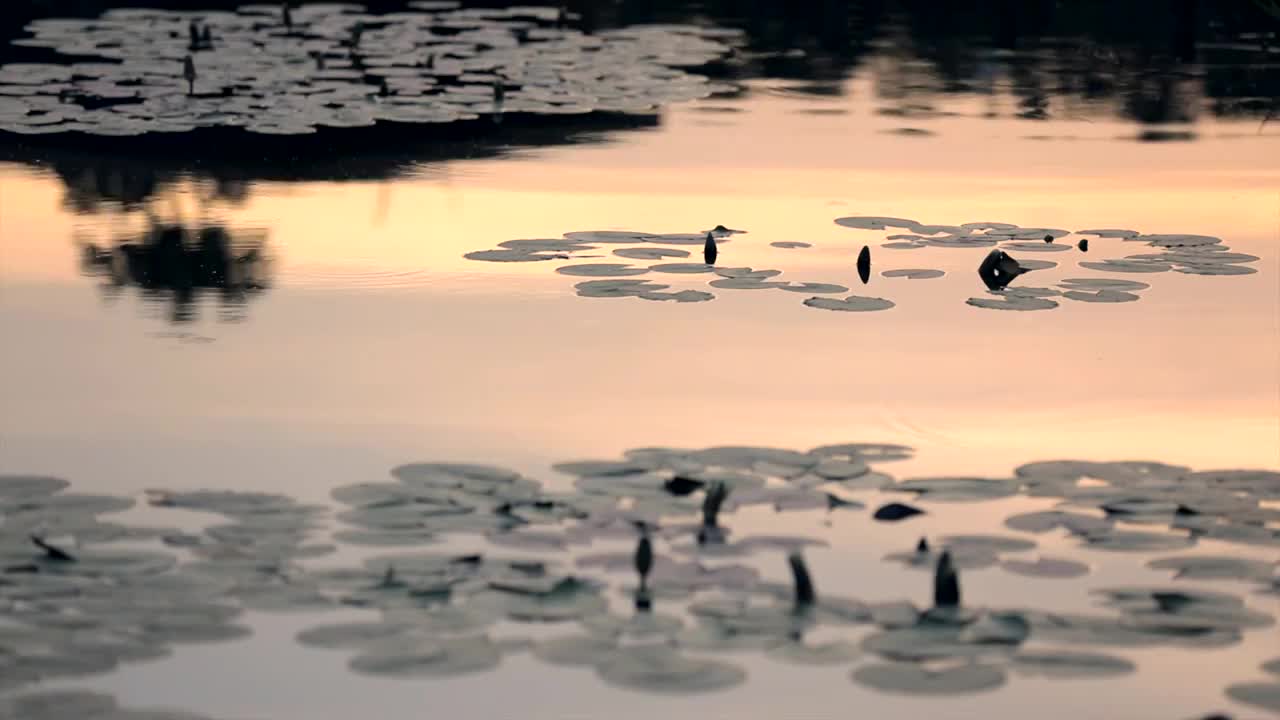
[803,295,895,312]
[613,247,689,260]
[1225,682,1280,713]
[349,634,502,677]
[1001,557,1090,578]
[556,263,649,277]
[851,662,1006,695]
[1010,650,1136,678]
[596,644,746,694]
[881,269,944,279]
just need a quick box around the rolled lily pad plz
[851,662,1006,695]
[874,502,925,521]
[596,644,746,694]
[1010,650,1136,678]
[803,295,895,312]
[1001,557,1090,578]
[556,263,649,277]
[882,269,944,279]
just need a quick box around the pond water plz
[1,2,1279,719]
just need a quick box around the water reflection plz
[78,217,270,323]
[576,0,1279,128]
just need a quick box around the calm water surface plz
[1,15,1279,719]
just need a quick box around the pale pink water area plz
[1,27,1279,720]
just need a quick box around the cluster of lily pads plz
[833,216,1261,312]
[464,226,901,311]
[0,3,739,137]
[463,216,1260,313]
[3,444,1277,714]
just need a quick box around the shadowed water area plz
[1,1,1278,719]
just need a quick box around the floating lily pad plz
[834,216,919,231]
[780,282,848,294]
[1081,530,1195,552]
[296,622,406,650]
[1079,260,1171,273]
[1225,682,1280,713]
[709,278,788,290]
[0,476,70,499]
[1063,289,1140,303]
[640,290,715,303]
[1018,259,1058,270]
[613,247,689,260]
[1001,557,1090,578]
[556,263,649,277]
[881,269,944,279]
[966,294,1059,311]
[765,638,861,665]
[349,635,502,677]
[1146,556,1276,582]
[771,242,811,249]
[851,662,1006,695]
[1009,650,1135,678]
[1058,278,1150,291]
[803,295,895,312]
[532,633,619,666]
[597,644,746,694]
[1076,228,1139,238]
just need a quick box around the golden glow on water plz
[2,84,1278,484]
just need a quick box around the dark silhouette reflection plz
[79,217,271,323]
[977,249,1025,291]
[572,0,1278,129]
